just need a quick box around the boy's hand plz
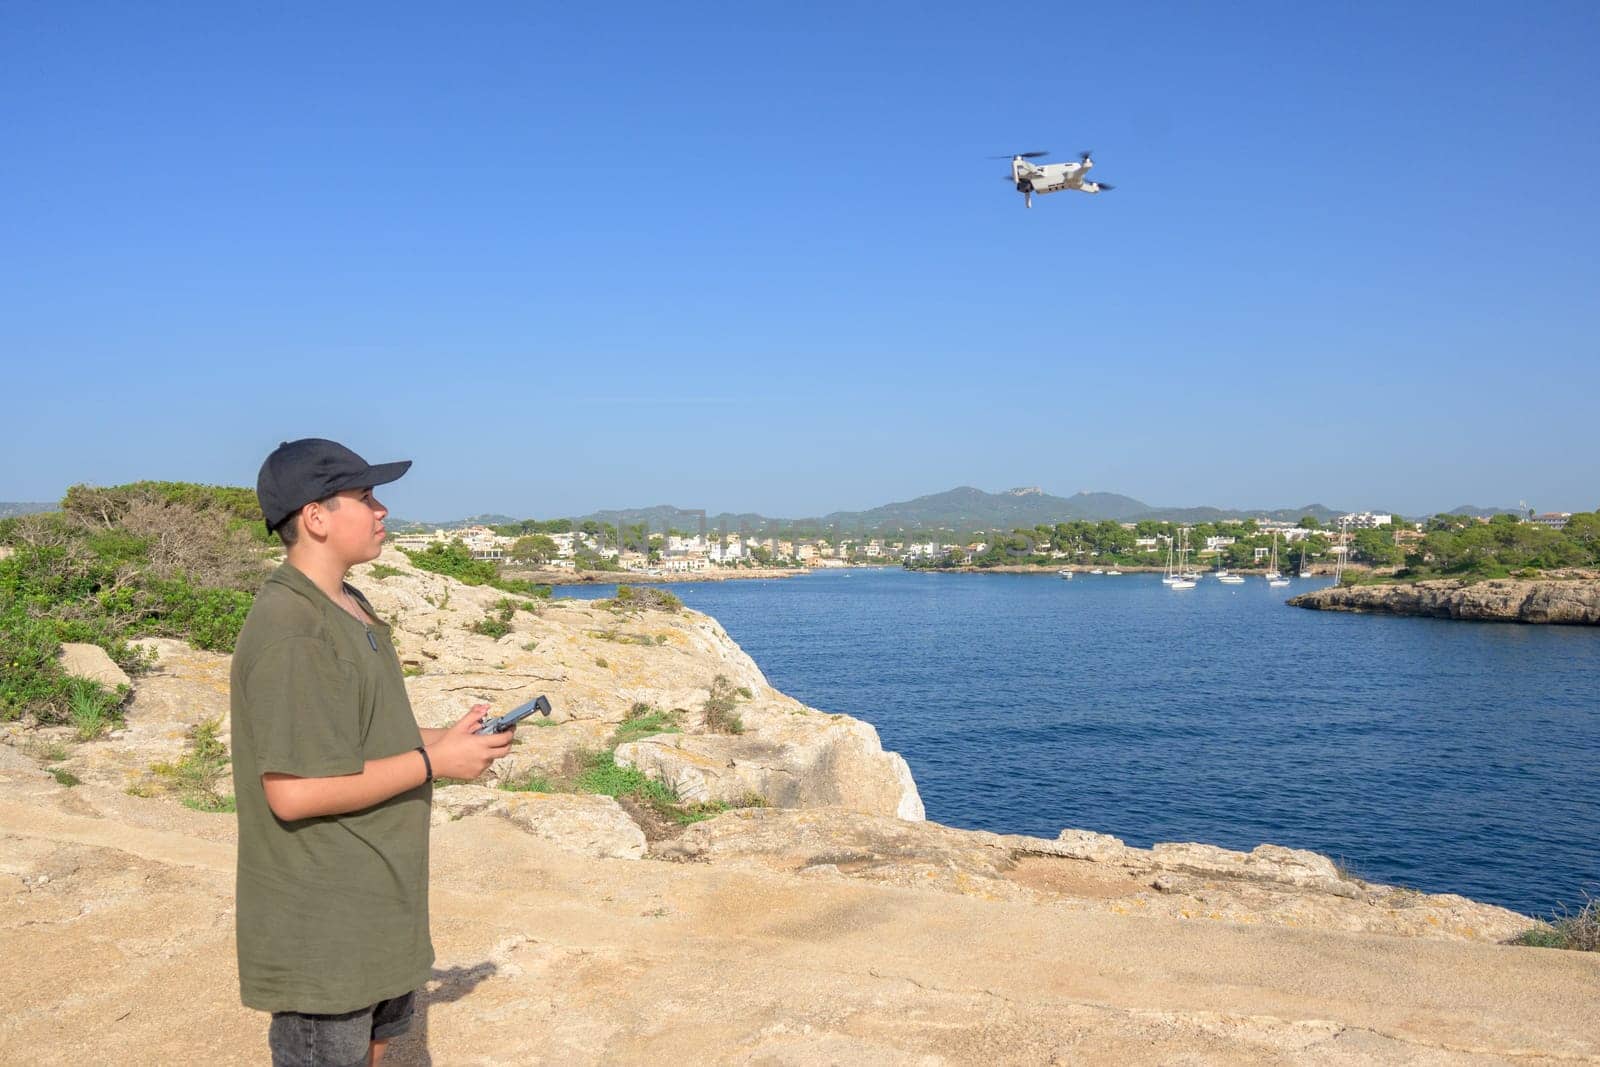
[426,704,515,780]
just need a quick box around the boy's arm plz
[263,750,431,821]
[262,706,512,821]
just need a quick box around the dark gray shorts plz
[268,991,415,1067]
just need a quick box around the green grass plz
[610,707,683,747]
[66,677,122,741]
[574,749,677,805]
[367,563,405,580]
[150,717,232,812]
[498,769,556,793]
[49,767,81,787]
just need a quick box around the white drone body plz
[1006,151,1113,208]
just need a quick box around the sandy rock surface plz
[4,551,1598,1063]
[1290,578,1600,624]
[2,775,1597,1065]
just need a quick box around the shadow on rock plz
[388,962,499,1066]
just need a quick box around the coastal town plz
[383,509,1584,577]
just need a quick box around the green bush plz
[468,597,518,639]
[0,482,271,723]
[401,541,500,586]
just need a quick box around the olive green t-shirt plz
[229,562,433,1014]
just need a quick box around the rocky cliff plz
[3,551,1597,1063]
[1289,578,1600,624]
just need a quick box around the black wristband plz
[416,745,433,784]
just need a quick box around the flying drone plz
[996,150,1113,209]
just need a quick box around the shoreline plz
[506,563,903,585]
[916,562,1340,577]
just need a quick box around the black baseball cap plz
[256,438,412,532]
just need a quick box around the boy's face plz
[311,487,388,565]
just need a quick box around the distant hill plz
[419,488,1349,535]
[0,502,56,519]
[432,513,521,529]
[1448,504,1522,518]
[814,487,1344,531]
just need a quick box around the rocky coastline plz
[1289,577,1600,625]
[3,549,1596,1062]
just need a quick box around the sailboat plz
[1161,535,1179,584]
[1267,532,1290,587]
[1298,540,1313,579]
[1169,528,1196,589]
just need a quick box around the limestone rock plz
[1148,841,1344,891]
[430,783,503,824]
[487,791,646,860]
[614,707,923,820]
[56,643,131,691]
[348,550,923,819]
[1290,578,1600,625]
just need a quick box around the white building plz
[1530,512,1572,529]
[1339,512,1394,529]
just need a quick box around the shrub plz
[0,484,273,722]
[702,674,745,734]
[402,541,500,586]
[490,577,551,599]
[1510,898,1600,952]
[605,585,682,613]
[467,598,518,639]
[368,563,405,580]
[49,768,81,787]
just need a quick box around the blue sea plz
[557,568,1599,917]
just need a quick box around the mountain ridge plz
[419,487,1355,532]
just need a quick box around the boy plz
[230,438,514,1066]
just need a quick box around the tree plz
[1298,515,1321,530]
[509,534,558,566]
[1351,528,1402,565]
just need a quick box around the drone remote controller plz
[474,695,552,734]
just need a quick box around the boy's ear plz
[300,501,328,538]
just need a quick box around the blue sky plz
[3,2,1596,520]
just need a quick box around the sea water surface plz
[558,568,1599,916]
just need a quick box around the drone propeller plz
[1093,182,1114,191]
[988,151,1049,159]
[1079,150,1093,162]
